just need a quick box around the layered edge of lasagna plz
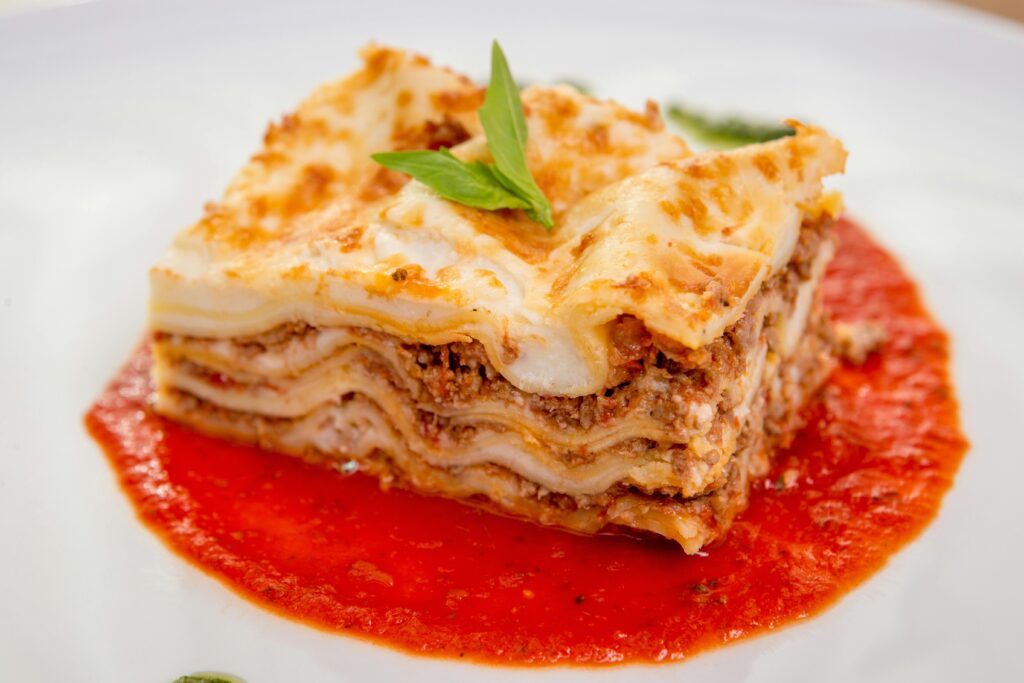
[153,213,836,552]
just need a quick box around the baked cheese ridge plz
[150,44,846,397]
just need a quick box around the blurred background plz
[2,0,1021,22]
[959,0,1024,21]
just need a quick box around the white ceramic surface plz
[1,0,1022,680]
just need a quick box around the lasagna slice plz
[149,45,846,552]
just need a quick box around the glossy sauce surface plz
[86,219,968,664]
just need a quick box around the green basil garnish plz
[372,41,554,229]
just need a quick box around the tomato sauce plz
[85,218,968,665]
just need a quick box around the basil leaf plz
[371,148,531,211]
[666,104,795,149]
[479,42,554,228]
[369,42,554,230]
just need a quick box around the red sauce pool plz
[85,218,967,665]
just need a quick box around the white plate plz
[2,0,1022,680]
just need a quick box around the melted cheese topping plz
[150,44,845,396]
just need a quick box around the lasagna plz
[149,45,846,552]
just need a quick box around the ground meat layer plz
[154,299,833,553]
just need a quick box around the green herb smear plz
[172,673,245,683]
[666,104,794,149]
[372,41,554,229]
